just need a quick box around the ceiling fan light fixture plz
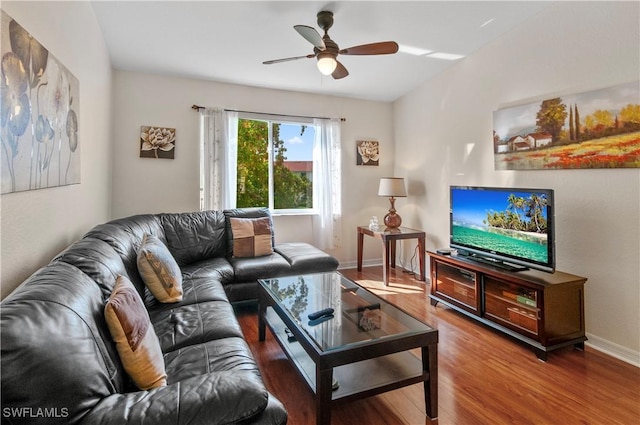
[317,53,337,75]
[264,11,399,80]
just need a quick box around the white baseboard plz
[338,259,418,272]
[339,256,419,272]
[338,259,382,270]
[585,333,640,367]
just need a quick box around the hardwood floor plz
[236,266,640,425]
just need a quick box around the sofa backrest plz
[159,210,227,266]
[1,262,124,424]
[82,214,164,295]
[52,237,129,300]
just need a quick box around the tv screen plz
[450,186,555,273]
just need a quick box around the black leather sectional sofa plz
[1,208,338,424]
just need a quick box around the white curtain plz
[312,118,342,250]
[200,108,238,210]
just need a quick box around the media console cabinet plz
[428,251,587,360]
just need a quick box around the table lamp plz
[378,177,407,229]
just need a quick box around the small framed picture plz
[356,140,379,166]
[140,126,176,159]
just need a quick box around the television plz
[449,186,555,273]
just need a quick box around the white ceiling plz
[91,1,553,102]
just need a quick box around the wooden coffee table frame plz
[258,273,438,425]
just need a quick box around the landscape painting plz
[1,11,80,194]
[493,81,639,170]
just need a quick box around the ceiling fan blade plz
[339,41,399,56]
[294,25,326,50]
[263,54,315,65]
[332,60,349,80]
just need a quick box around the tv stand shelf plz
[428,251,587,360]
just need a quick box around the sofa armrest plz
[82,371,270,425]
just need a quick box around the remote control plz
[308,314,334,326]
[308,308,335,321]
[284,328,296,342]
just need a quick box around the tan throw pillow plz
[105,275,167,390]
[137,234,183,303]
[230,217,274,258]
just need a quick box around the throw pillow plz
[104,275,167,390]
[137,234,183,303]
[229,217,274,258]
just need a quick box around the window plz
[236,115,315,212]
[200,108,341,250]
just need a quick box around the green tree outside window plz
[236,119,313,210]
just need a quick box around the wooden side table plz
[357,226,426,286]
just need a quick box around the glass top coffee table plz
[258,272,438,425]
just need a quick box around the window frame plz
[237,112,317,215]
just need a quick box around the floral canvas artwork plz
[1,11,80,194]
[357,140,379,166]
[493,81,640,170]
[140,126,175,159]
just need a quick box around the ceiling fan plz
[263,11,399,80]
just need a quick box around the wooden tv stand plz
[428,251,587,360]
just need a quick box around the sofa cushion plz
[164,337,261,383]
[181,256,235,283]
[105,276,167,390]
[230,217,274,258]
[82,372,273,425]
[275,242,339,273]
[160,210,227,266]
[144,266,230,312]
[137,234,183,303]
[150,300,244,352]
[229,253,292,282]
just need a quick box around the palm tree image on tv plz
[452,191,549,264]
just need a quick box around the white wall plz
[1,1,113,297]
[111,71,395,267]
[393,1,640,364]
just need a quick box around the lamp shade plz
[378,177,407,198]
